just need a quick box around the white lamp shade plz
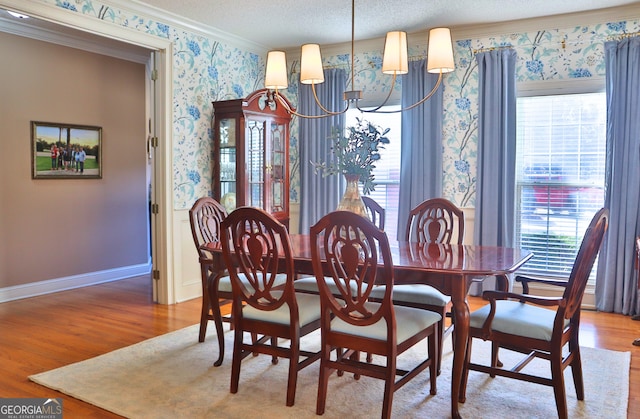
[300,44,325,85]
[265,51,288,89]
[427,28,455,73]
[382,31,408,75]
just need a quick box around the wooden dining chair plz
[361,196,386,230]
[461,207,608,419]
[310,210,440,419]
[221,206,322,407]
[296,197,385,296]
[369,197,463,373]
[189,197,230,366]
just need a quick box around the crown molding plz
[111,0,269,54]
[449,4,640,40]
[5,1,635,67]
[283,35,389,62]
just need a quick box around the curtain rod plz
[408,55,428,62]
[472,45,514,54]
[295,32,636,72]
[469,30,638,52]
[607,31,640,41]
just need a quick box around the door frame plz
[1,0,176,303]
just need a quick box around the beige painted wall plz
[0,32,149,288]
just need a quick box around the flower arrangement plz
[312,117,390,194]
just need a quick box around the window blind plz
[346,107,401,240]
[515,93,606,279]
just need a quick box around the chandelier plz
[264,0,455,118]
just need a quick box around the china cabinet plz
[211,89,292,227]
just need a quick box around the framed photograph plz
[31,121,102,179]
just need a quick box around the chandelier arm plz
[311,83,348,116]
[358,72,444,114]
[356,73,398,113]
[273,89,348,119]
[398,72,443,112]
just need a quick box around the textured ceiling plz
[137,0,640,48]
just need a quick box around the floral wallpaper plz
[42,1,638,210]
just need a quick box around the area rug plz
[30,325,629,418]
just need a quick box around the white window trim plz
[517,78,605,97]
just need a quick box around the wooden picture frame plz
[31,121,102,179]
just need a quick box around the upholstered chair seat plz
[294,276,364,296]
[242,292,321,326]
[469,300,570,341]
[370,284,450,307]
[218,273,287,293]
[332,302,441,342]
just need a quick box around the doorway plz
[0,2,174,303]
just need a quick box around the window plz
[515,92,606,281]
[346,106,401,239]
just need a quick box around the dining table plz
[203,234,533,419]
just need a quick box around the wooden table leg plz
[495,274,509,292]
[449,274,469,419]
[208,269,226,367]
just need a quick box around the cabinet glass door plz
[219,117,237,213]
[246,119,265,209]
[270,122,286,213]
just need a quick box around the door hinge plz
[150,136,158,148]
[152,269,160,280]
[151,69,158,81]
[151,203,159,214]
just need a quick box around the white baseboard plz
[0,262,152,304]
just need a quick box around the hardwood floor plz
[1,275,638,417]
